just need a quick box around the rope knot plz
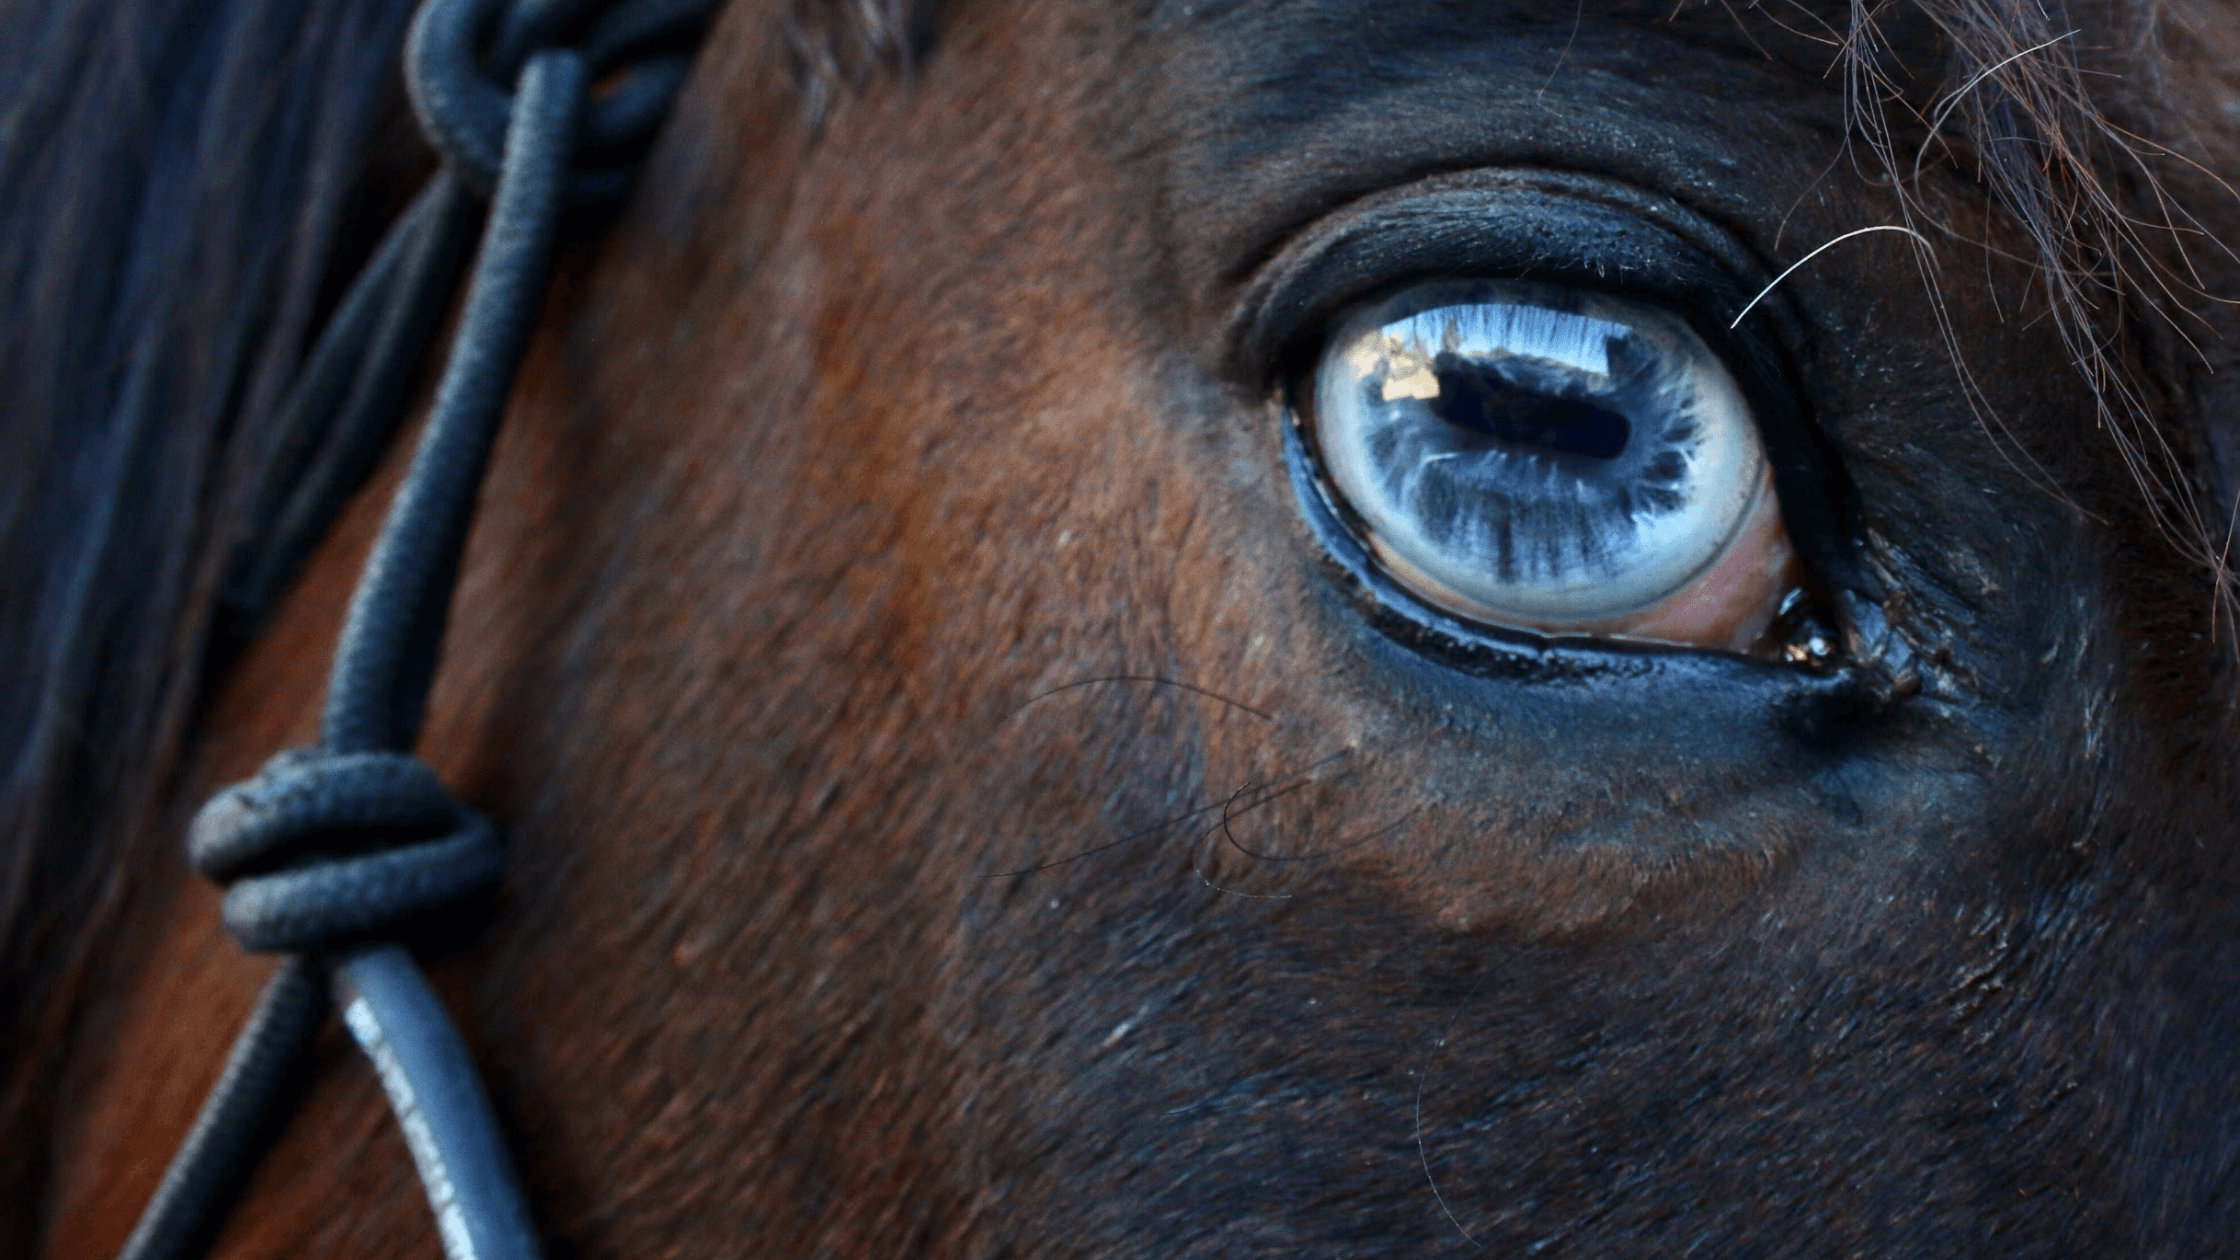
[189,749,503,955]
[406,0,716,202]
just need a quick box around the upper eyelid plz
[1218,166,1805,389]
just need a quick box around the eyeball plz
[1304,279,1804,653]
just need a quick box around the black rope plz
[112,960,326,1260]
[324,44,585,755]
[118,1,711,1257]
[409,0,711,203]
[190,749,504,953]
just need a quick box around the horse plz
[7,0,2240,1254]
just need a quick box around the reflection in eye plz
[1307,280,1807,654]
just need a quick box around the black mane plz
[0,0,417,1238]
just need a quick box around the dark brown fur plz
[11,0,2240,1255]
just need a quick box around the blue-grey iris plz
[1310,280,1766,629]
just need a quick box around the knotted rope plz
[119,3,710,1259]
[189,750,502,953]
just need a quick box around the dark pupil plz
[1428,351,1630,461]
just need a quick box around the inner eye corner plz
[1282,276,1850,670]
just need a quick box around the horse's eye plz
[1301,279,1807,655]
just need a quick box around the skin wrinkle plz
[17,0,2240,1257]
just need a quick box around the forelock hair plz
[783,0,941,120]
[1825,0,2240,609]
[0,0,421,1243]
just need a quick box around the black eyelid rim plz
[1280,409,1880,716]
[1224,165,1873,604]
[1219,167,1806,381]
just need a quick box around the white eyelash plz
[1387,303,1630,376]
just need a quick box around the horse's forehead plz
[1126,0,1945,90]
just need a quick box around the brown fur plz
[18,0,2240,1255]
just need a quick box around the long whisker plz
[1185,751,1359,898]
[1417,1074,1484,1249]
[980,795,1236,878]
[1005,674,1274,723]
[1191,823,1293,900]
[1216,753,1427,864]
[1729,224,1934,328]
[1232,807,1426,865]
[1211,750,1358,857]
